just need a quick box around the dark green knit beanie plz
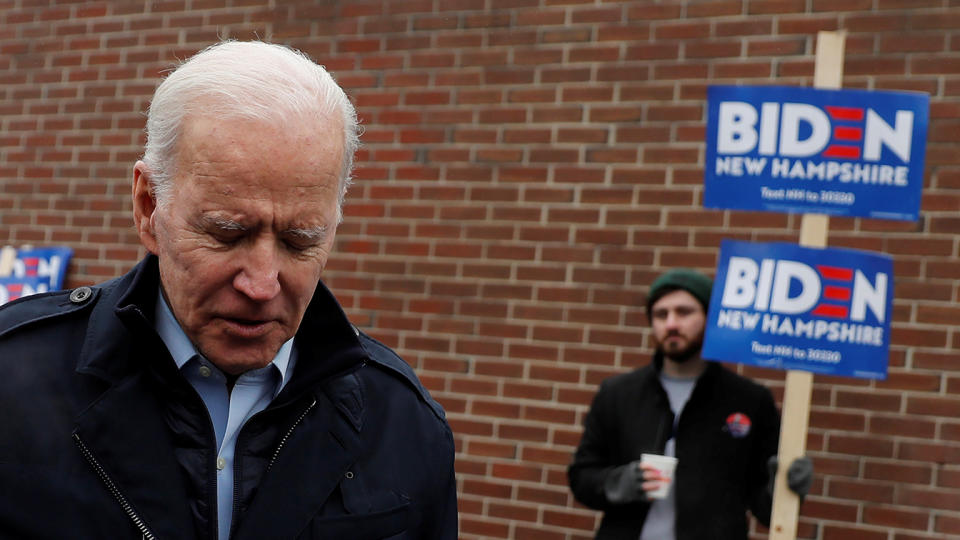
[646,268,713,316]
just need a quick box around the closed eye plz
[282,225,329,251]
[200,215,248,244]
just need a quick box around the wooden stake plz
[768,30,846,540]
[0,246,16,278]
[813,30,846,90]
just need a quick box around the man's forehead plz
[170,116,342,193]
[177,112,340,160]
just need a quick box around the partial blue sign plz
[704,85,929,221]
[0,276,51,305]
[703,240,892,380]
[0,246,73,306]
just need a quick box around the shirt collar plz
[154,288,295,388]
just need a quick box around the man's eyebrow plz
[283,225,329,243]
[199,216,328,242]
[200,215,246,231]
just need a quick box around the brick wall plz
[2,1,959,538]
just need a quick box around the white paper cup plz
[641,453,678,500]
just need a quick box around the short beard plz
[660,342,702,364]
[657,331,705,364]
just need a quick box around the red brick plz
[863,461,933,484]
[653,62,709,80]
[688,0,742,17]
[898,441,960,463]
[822,525,890,540]
[869,416,936,439]
[460,516,510,538]
[571,6,622,24]
[545,208,600,224]
[686,40,742,58]
[542,27,593,44]
[714,61,772,78]
[829,479,894,503]
[542,508,597,530]
[828,435,895,458]
[625,43,681,61]
[626,4,681,20]
[898,487,960,511]
[749,0,807,14]
[652,21,710,40]
[503,382,554,401]
[937,514,960,535]
[598,65,650,82]
[890,327,948,348]
[938,466,960,487]
[514,4,562,22]
[597,25,650,42]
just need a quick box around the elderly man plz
[0,41,457,539]
[568,269,811,540]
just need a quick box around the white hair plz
[141,40,359,220]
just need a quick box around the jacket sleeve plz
[427,423,459,539]
[568,380,643,511]
[747,385,782,527]
[356,332,460,539]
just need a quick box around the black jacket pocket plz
[302,500,410,539]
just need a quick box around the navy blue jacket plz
[0,256,457,539]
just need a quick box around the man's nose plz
[233,239,281,301]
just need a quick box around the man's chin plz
[201,344,279,375]
[662,345,702,364]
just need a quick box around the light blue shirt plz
[155,291,296,540]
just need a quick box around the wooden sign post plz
[0,246,16,278]
[768,30,846,540]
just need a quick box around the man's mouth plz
[220,317,274,338]
[663,335,686,347]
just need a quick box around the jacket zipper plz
[225,397,319,537]
[73,432,157,540]
[232,363,361,533]
[265,397,318,472]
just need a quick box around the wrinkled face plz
[650,289,706,363]
[133,114,344,374]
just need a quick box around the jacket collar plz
[76,255,369,392]
[75,255,164,383]
[650,350,722,384]
[278,270,369,401]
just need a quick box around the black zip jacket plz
[567,355,780,540]
[0,255,457,539]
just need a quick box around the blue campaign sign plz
[0,246,73,306]
[704,85,929,221]
[702,240,893,380]
[0,276,51,305]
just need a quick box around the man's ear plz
[132,161,160,254]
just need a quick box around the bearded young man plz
[567,269,812,540]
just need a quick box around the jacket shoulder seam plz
[0,288,100,339]
[356,332,447,423]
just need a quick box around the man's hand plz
[604,461,670,503]
[766,455,814,499]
